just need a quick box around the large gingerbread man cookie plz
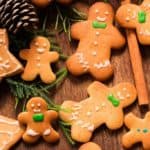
[18,97,60,143]
[19,36,59,84]
[67,2,125,81]
[59,81,137,142]
[123,112,150,149]
[116,0,150,45]
[0,29,23,79]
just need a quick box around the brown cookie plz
[0,29,23,79]
[59,81,137,142]
[18,97,60,143]
[19,36,59,84]
[116,0,150,45]
[123,112,150,149]
[79,142,102,150]
[0,115,24,150]
[67,2,125,81]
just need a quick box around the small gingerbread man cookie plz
[19,36,59,84]
[123,112,150,149]
[18,97,60,143]
[0,29,23,79]
[67,2,125,81]
[59,81,137,142]
[116,0,150,45]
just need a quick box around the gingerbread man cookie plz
[18,97,60,143]
[116,0,150,45]
[123,112,150,149]
[79,142,102,150]
[31,0,72,8]
[59,81,137,142]
[0,115,24,150]
[19,36,59,84]
[0,29,23,79]
[67,2,125,81]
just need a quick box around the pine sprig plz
[55,5,87,41]
[59,120,76,146]
[6,68,68,110]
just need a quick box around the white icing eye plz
[43,43,47,48]
[95,9,99,13]
[104,11,109,15]
[35,42,39,46]
[37,103,41,107]
[31,103,35,108]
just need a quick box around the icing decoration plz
[108,94,120,107]
[32,113,44,122]
[138,11,146,23]
[92,21,107,29]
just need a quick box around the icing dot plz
[94,41,98,46]
[31,104,35,108]
[37,103,41,107]
[143,128,148,133]
[76,120,83,125]
[88,124,94,131]
[92,51,97,56]
[137,128,141,132]
[0,57,3,61]
[104,11,109,15]
[123,88,127,91]
[95,106,100,112]
[96,31,100,36]
[101,103,106,107]
[37,63,41,67]
[126,94,130,98]
[36,57,40,61]
[95,9,99,13]
[35,42,39,46]
[127,9,131,12]
[86,112,92,117]
[126,17,130,22]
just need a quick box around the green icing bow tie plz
[33,113,44,122]
[92,21,107,29]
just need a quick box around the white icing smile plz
[33,109,41,113]
[96,16,106,22]
[37,48,45,53]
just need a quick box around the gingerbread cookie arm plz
[19,49,30,60]
[110,26,125,49]
[47,51,59,63]
[71,21,88,40]
[45,110,58,122]
[124,113,140,128]
[18,112,29,125]
[122,131,141,148]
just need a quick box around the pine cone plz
[0,0,39,34]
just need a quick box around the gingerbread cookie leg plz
[23,131,40,143]
[43,128,60,143]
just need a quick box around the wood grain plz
[0,0,149,149]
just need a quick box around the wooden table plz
[0,0,149,149]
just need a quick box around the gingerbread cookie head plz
[123,112,150,149]
[26,97,48,114]
[30,36,50,53]
[31,0,52,8]
[18,97,60,143]
[116,0,150,44]
[88,2,114,23]
[59,81,137,142]
[79,142,102,150]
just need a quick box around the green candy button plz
[108,94,120,107]
[33,113,44,122]
[92,21,107,29]
[138,11,146,23]
[143,128,149,133]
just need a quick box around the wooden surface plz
[0,0,150,149]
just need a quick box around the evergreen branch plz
[59,120,76,146]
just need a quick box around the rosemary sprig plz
[59,120,76,145]
[55,5,87,41]
[6,68,68,110]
